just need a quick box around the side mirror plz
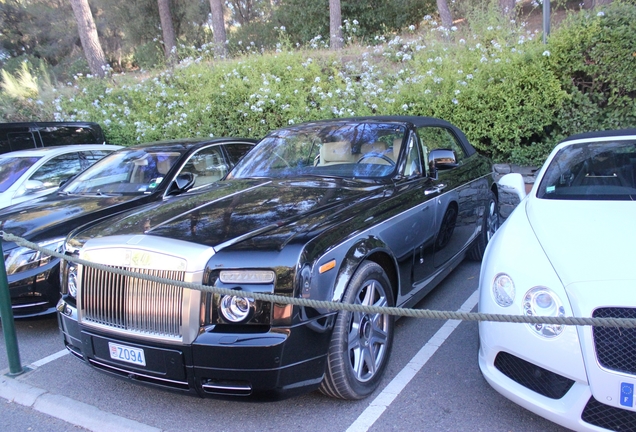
[428,149,457,177]
[167,172,195,196]
[23,179,45,193]
[498,173,527,201]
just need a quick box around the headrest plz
[321,141,352,163]
[360,142,388,155]
[157,158,173,175]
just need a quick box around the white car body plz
[0,144,121,210]
[479,130,636,431]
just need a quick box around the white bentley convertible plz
[478,129,636,431]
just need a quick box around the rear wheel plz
[468,190,498,261]
[319,261,394,400]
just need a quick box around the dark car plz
[0,121,106,154]
[0,137,256,317]
[57,116,498,400]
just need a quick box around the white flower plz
[402,104,409,111]
[542,50,550,56]
[597,11,605,17]
[452,98,458,105]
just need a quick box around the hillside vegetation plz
[1,1,635,165]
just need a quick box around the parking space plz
[1,261,567,431]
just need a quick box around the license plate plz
[108,342,146,366]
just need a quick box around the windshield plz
[538,139,636,200]
[228,121,407,179]
[62,148,183,195]
[0,156,40,192]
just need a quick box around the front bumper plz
[7,258,60,317]
[479,321,636,432]
[57,299,330,399]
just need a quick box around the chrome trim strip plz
[88,358,189,387]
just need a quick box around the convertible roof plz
[562,128,636,143]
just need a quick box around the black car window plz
[538,140,636,200]
[229,121,406,179]
[8,132,38,152]
[30,153,83,189]
[418,127,466,165]
[225,143,254,166]
[39,126,101,147]
[63,149,184,196]
[181,146,229,189]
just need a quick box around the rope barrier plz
[3,231,635,329]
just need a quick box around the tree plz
[209,0,227,57]
[69,0,107,77]
[436,0,452,29]
[157,0,177,64]
[329,0,342,50]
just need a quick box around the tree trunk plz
[499,0,516,20]
[209,0,227,57]
[436,0,453,29]
[69,0,107,78]
[329,0,343,50]
[158,0,177,64]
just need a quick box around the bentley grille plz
[592,307,636,375]
[79,265,185,339]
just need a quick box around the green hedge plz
[2,2,634,166]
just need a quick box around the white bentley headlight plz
[523,286,565,338]
[492,273,515,307]
[5,238,65,275]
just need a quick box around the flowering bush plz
[3,2,633,166]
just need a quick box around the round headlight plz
[523,286,565,338]
[492,273,515,307]
[67,264,78,298]
[220,295,254,323]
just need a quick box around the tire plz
[319,261,395,400]
[468,190,499,261]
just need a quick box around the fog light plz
[220,295,254,322]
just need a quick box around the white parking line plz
[346,290,479,432]
[29,349,69,368]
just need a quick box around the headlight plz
[219,295,254,323]
[67,263,78,298]
[523,286,565,338]
[5,238,65,275]
[492,273,515,307]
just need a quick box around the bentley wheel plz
[319,261,394,400]
[468,191,499,261]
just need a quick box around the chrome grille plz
[593,307,636,375]
[79,265,185,339]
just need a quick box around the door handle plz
[424,183,447,195]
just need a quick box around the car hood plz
[0,193,142,243]
[525,197,636,287]
[75,178,384,252]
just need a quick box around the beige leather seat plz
[320,141,355,165]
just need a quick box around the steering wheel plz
[357,152,396,166]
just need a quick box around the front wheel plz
[468,190,499,261]
[319,261,394,400]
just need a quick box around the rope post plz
[0,239,25,376]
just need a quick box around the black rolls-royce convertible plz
[57,116,498,400]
